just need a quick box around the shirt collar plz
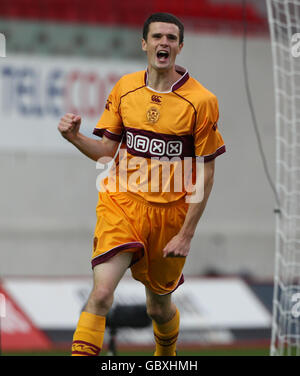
[144,65,189,93]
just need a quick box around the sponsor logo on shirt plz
[126,131,183,157]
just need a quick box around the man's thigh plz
[92,251,134,291]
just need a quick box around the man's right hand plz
[58,113,82,142]
[57,113,119,161]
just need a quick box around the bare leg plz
[145,288,176,324]
[71,251,133,356]
[145,288,179,356]
[85,252,133,315]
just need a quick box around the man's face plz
[142,22,183,71]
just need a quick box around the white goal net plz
[266,0,300,356]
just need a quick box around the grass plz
[2,346,270,356]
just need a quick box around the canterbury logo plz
[151,95,162,103]
[126,131,183,157]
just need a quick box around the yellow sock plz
[153,308,179,356]
[71,311,106,356]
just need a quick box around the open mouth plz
[156,50,169,62]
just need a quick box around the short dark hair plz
[143,13,184,44]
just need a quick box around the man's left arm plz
[162,159,215,258]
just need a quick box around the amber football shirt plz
[93,65,225,203]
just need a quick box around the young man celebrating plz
[58,13,225,356]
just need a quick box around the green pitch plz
[2,347,269,356]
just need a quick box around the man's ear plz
[178,42,184,54]
[142,38,147,52]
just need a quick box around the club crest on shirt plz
[146,106,160,124]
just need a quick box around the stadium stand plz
[0,0,266,27]
[0,0,267,57]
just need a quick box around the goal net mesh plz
[266,0,300,356]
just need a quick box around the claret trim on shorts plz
[91,241,144,269]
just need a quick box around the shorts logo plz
[93,237,98,251]
[126,131,182,157]
[165,280,175,288]
[146,106,160,124]
[212,122,218,131]
[105,99,112,111]
[151,95,162,104]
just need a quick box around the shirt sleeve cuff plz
[93,128,123,142]
[197,144,226,162]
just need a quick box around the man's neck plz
[146,66,182,92]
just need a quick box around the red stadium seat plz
[0,0,266,30]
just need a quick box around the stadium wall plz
[0,32,276,278]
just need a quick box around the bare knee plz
[147,304,164,323]
[86,285,114,316]
[147,301,174,324]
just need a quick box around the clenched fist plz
[58,113,82,142]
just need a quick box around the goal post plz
[266,0,300,356]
